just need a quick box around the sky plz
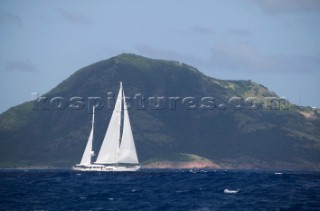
[0,0,319,113]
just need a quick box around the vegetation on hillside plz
[0,53,319,169]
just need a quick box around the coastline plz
[142,161,222,169]
[1,161,320,171]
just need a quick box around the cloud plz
[191,25,215,35]
[228,28,253,36]
[0,8,22,27]
[58,8,92,25]
[134,43,320,74]
[134,44,204,67]
[4,59,39,72]
[251,0,320,14]
[208,43,320,73]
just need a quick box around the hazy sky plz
[1,0,319,113]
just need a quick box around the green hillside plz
[0,54,319,169]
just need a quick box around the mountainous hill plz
[0,54,319,169]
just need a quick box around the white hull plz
[73,165,140,172]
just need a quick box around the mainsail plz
[79,106,95,165]
[95,82,139,165]
[95,84,123,164]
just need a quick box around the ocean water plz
[0,169,319,210]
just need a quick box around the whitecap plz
[108,198,114,201]
[274,172,283,175]
[224,189,239,194]
[76,173,81,176]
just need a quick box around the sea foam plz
[224,189,240,194]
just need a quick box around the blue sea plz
[0,169,319,210]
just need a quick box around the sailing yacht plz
[73,82,140,171]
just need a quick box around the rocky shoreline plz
[142,161,222,169]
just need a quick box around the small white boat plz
[73,82,140,172]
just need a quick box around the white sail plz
[118,92,139,164]
[74,82,140,171]
[79,107,95,165]
[95,84,123,164]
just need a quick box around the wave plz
[274,172,283,175]
[224,189,240,194]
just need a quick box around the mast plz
[116,81,123,164]
[91,106,95,157]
